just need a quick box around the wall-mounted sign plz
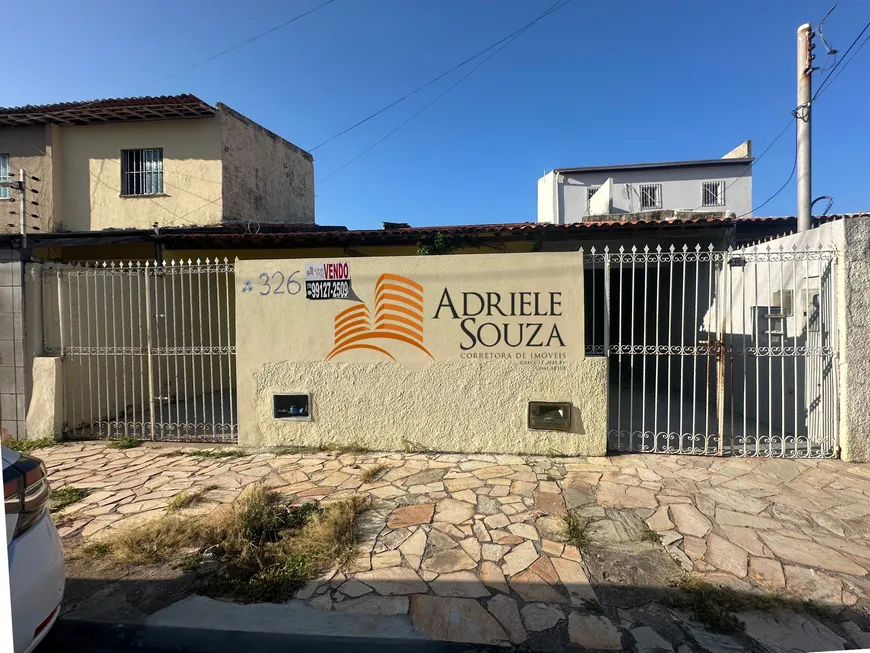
[238,253,584,367]
[305,261,351,300]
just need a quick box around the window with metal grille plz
[586,185,600,212]
[121,149,163,196]
[0,154,9,200]
[639,183,661,209]
[702,180,725,207]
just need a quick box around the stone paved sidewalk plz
[44,442,870,651]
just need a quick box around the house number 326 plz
[259,271,302,295]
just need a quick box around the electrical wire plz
[813,18,870,101]
[175,0,574,219]
[737,146,798,218]
[309,0,570,151]
[815,29,870,100]
[689,117,794,211]
[10,0,338,116]
[317,0,574,183]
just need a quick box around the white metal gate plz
[42,259,237,442]
[583,242,838,458]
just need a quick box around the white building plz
[537,141,753,224]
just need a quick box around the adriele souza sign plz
[237,253,584,367]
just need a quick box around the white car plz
[3,446,65,653]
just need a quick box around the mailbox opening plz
[528,401,571,431]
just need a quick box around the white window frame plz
[121,148,164,196]
[0,154,9,200]
[702,180,726,207]
[639,183,662,210]
[586,185,600,213]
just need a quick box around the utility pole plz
[797,23,814,232]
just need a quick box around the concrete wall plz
[56,118,224,231]
[0,125,55,232]
[538,164,753,223]
[0,248,25,440]
[236,252,608,455]
[218,104,314,225]
[837,216,870,462]
[537,172,557,224]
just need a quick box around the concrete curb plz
[44,618,506,652]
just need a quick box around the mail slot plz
[273,394,311,420]
[528,401,571,431]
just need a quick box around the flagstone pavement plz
[43,442,870,651]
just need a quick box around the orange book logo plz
[326,273,434,361]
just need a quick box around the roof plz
[0,95,216,127]
[553,157,754,175]
[1,213,863,250]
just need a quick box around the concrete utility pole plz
[797,23,814,232]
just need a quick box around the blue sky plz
[5,0,869,229]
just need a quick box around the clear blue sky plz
[5,0,869,229]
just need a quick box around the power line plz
[689,117,794,211]
[813,18,870,101]
[158,0,339,85]
[737,146,798,218]
[815,28,870,100]
[15,0,338,116]
[309,0,570,151]
[317,0,573,183]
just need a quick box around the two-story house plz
[537,141,753,223]
[0,94,314,233]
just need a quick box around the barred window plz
[586,185,600,212]
[639,183,661,209]
[121,148,163,196]
[0,154,9,200]
[702,180,725,207]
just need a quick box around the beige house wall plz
[56,118,223,232]
[236,252,608,455]
[0,124,55,233]
[218,104,315,225]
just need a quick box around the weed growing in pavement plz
[640,526,661,543]
[564,509,590,549]
[50,487,89,512]
[80,484,369,603]
[166,485,219,512]
[2,437,59,455]
[183,449,247,459]
[401,439,430,454]
[360,463,388,484]
[663,574,835,633]
[109,437,141,450]
[270,444,327,456]
[79,541,111,558]
[334,442,370,454]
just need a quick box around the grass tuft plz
[641,526,661,543]
[2,437,59,455]
[663,575,836,633]
[564,509,590,549]
[109,437,141,450]
[334,442,369,454]
[270,445,327,456]
[183,448,247,459]
[360,463,388,484]
[167,485,219,512]
[80,483,369,603]
[50,486,89,512]
[401,439,430,454]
